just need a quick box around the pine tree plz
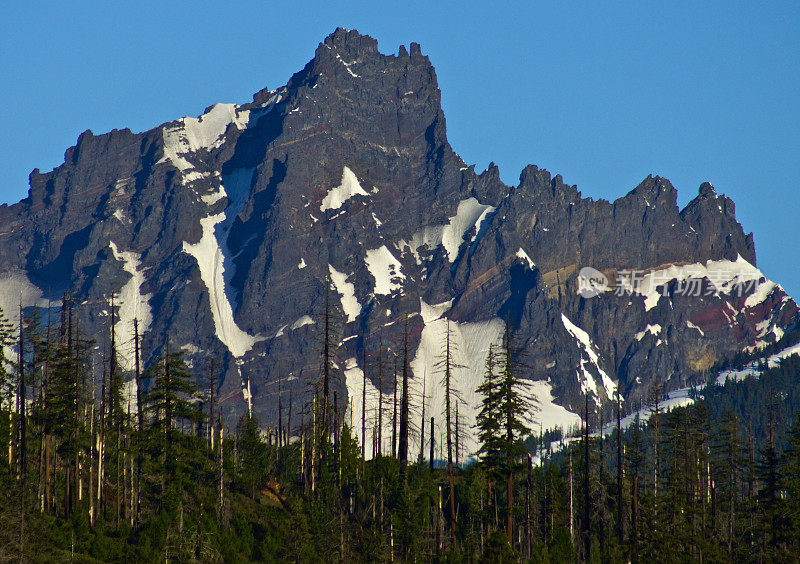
[142,344,200,514]
[781,412,800,552]
[476,324,534,547]
[435,320,465,548]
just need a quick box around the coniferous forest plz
[4,298,800,563]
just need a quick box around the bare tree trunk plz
[278,377,283,449]
[444,323,457,548]
[361,349,366,465]
[570,450,574,545]
[583,394,591,562]
[377,338,383,457]
[286,391,292,446]
[217,421,224,524]
[455,402,460,468]
[98,362,106,517]
[311,396,317,492]
[17,304,26,481]
[429,416,435,472]
[392,359,397,458]
[525,453,532,560]
[398,318,410,480]
[133,319,143,524]
[420,369,426,461]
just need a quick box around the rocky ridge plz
[0,28,795,455]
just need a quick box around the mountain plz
[1,28,796,454]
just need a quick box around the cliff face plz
[1,28,794,451]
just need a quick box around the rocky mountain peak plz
[0,30,794,448]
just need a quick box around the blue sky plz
[2,2,798,296]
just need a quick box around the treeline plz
[2,297,800,562]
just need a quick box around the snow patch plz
[365,245,405,295]
[410,302,506,456]
[600,386,697,437]
[0,271,51,329]
[182,168,263,359]
[516,248,535,269]
[526,380,582,435]
[686,320,704,336]
[328,264,361,322]
[619,255,766,312]
[158,103,252,181]
[634,324,662,341]
[108,241,153,372]
[718,341,800,384]
[400,198,495,264]
[290,315,315,330]
[744,280,778,308]
[419,298,454,323]
[320,166,369,212]
[560,314,616,400]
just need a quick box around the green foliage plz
[6,301,800,562]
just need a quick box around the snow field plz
[399,198,495,264]
[560,314,616,400]
[320,166,370,212]
[364,245,405,295]
[328,264,362,322]
[108,241,153,372]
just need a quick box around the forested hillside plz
[2,299,800,563]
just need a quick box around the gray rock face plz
[1,28,795,437]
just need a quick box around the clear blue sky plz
[2,2,798,296]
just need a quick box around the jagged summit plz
[0,31,794,454]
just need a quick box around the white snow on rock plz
[717,340,800,384]
[365,245,405,295]
[599,386,697,437]
[108,241,153,372]
[181,344,202,355]
[112,208,129,223]
[470,206,495,244]
[634,324,662,341]
[333,52,360,78]
[686,320,705,336]
[516,248,535,269]
[410,301,506,457]
[400,198,495,264]
[419,298,453,323]
[618,255,766,312]
[320,166,369,212]
[344,300,512,460]
[123,378,139,415]
[183,168,263,359]
[0,271,55,374]
[744,280,778,308]
[343,357,391,458]
[158,103,252,182]
[290,315,315,330]
[201,189,226,206]
[561,314,616,400]
[328,264,361,322]
[0,271,51,329]
[526,380,582,435]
